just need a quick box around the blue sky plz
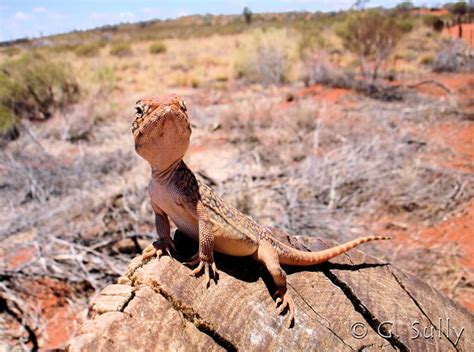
[0,0,449,42]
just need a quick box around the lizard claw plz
[274,289,295,328]
[189,260,219,287]
[141,240,175,261]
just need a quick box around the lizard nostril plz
[132,121,139,132]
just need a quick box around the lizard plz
[131,93,391,326]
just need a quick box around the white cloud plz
[33,7,47,13]
[90,11,136,23]
[141,7,160,16]
[13,11,30,20]
[119,12,136,20]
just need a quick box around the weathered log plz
[68,230,473,351]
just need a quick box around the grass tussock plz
[109,42,133,57]
[74,41,105,57]
[234,29,296,85]
[149,41,167,54]
[0,52,80,130]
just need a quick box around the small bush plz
[109,42,132,57]
[0,104,16,133]
[420,55,434,65]
[335,9,412,80]
[0,52,80,124]
[423,15,444,32]
[1,46,21,57]
[173,74,200,88]
[235,30,289,86]
[216,74,229,82]
[191,78,200,88]
[432,39,474,73]
[297,23,329,59]
[397,17,415,33]
[75,42,102,57]
[149,41,167,54]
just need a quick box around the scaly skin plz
[132,94,391,327]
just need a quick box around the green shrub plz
[191,78,200,88]
[0,52,80,124]
[149,41,167,54]
[215,74,228,82]
[0,104,16,132]
[1,46,21,57]
[298,24,328,59]
[109,42,132,57]
[335,9,412,80]
[420,55,434,65]
[397,17,415,33]
[423,15,445,32]
[75,42,102,57]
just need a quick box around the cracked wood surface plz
[67,231,473,352]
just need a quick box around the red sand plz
[444,23,474,49]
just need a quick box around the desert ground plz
[0,8,473,350]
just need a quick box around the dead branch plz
[406,80,453,95]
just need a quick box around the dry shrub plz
[213,95,472,243]
[234,29,291,85]
[149,41,167,54]
[1,46,21,57]
[74,42,104,57]
[109,42,133,57]
[302,57,405,101]
[393,242,473,304]
[0,140,134,206]
[432,39,474,73]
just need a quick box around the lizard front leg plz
[186,201,218,287]
[142,202,175,260]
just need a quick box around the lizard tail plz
[275,235,391,266]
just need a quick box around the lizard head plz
[132,94,191,169]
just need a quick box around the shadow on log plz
[68,230,473,351]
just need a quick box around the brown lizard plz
[132,94,390,326]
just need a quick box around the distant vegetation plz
[335,9,414,81]
[149,41,167,54]
[109,42,133,57]
[235,29,291,85]
[0,52,79,134]
[0,4,470,129]
[74,41,105,57]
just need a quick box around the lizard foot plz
[188,260,219,287]
[142,239,176,261]
[274,289,295,328]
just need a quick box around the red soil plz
[444,23,474,48]
[425,121,474,173]
[298,84,349,103]
[4,246,36,270]
[28,279,81,350]
[412,8,449,17]
[2,247,82,349]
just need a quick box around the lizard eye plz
[135,106,144,117]
[179,100,187,112]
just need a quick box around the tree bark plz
[68,230,473,351]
